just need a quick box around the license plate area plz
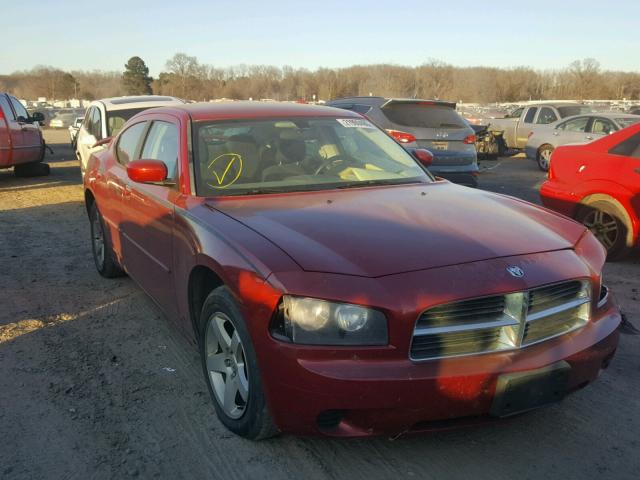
[432,141,449,151]
[490,361,570,417]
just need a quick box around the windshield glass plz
[193,117,430,196]
[557,105,593,118]
[616,117,640,128]
[382,103,466,129]
[106,107,152,136]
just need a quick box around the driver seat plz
[262,129,307,182]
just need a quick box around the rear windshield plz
[557,106,593,118]
[106,107,155,136]
[382,103,466,129]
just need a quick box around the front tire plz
[89,202,124,277]
[576,200,633,260]
[199,286,278,440]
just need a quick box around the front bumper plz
[264,304,619,437]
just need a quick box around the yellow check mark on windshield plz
[207,153,243,189]
[211,155,240,185]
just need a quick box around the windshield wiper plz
[334,179,424,189]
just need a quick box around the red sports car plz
[84,102,620,439]
[541,123,640,259]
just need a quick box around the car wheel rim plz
[205,312,249,419]
[539,149,551,169]
[91,212,105,267]
[582,209,619,250]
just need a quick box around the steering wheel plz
[314,155,348,175]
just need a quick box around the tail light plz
[463,134,476,144]
[0,106,5,121]
[386,129,416,144]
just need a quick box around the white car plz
[76,95,184,174]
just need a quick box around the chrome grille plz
[410,279,591,360]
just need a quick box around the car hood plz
[209,183,586,278]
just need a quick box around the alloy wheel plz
[205,312,249,419]
[581,209,619,251]
[538,148,552,171]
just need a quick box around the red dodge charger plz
[541,122,640,260]
[84,102,620,439]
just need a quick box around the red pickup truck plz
[0,92,49,177]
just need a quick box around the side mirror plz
[127,159,168,184]
[31,112,45,123]
[411,148,434,167]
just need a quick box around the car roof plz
[93,95,185,111]
[147,101,362,121]
[559,112,638,122]
[328,96,455,108]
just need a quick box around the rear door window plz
[140,121,179,179]
[0,95,15,121]
[590,118,615,135]
[116,122,148,165]
[558,117,589,132]
[382,103,465,128]
[537,107,558,124]
[609,132,640,158]
[523,107,538,124]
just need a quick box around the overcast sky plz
[2,0,638,76]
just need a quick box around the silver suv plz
[326,97,478,186]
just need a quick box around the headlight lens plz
[272,296,388,345]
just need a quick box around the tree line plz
[1,54,639,103]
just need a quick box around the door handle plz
[578,165,586,173]
[553,131,559,136]
[634,168,640,175]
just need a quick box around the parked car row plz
[82,100,621,440]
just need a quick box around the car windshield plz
[193,117,430,196]
[557,105,593,118]
[106,107,153,136]
[616,117,640,128]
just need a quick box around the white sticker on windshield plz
[336,118,376,129]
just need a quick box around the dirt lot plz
[1,130,639,480]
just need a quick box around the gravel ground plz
[0,130,638,480]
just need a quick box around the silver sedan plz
[525,113,640,171]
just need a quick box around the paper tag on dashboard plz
[336,118,376,129]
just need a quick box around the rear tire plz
[576,200,633,260]
[89,202,125,278]
[14,162,50,177]
[537,145,554,172]
[199,286,278,440]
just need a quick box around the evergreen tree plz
[122,56,153,95]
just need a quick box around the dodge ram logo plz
[507,266,525,278]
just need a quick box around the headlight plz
[271,296,388,346]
